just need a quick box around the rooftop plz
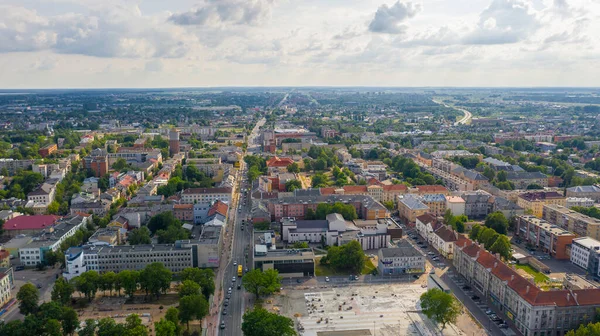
[519,191,565,202]
[399,194,428,210]
[572,237,600,249]
[380,239,423,258]
[3,215,60,231]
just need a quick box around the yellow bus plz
[237,265,243,277]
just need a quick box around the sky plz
[0,0,599,88]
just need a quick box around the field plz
[315,256,377,276]
[515,264,549,283]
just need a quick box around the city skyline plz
[0,0,599,88]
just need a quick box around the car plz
[226,293,231,299]
[296,279,302,283]
[354,275,359,280]
[220,322,225,329]
[232,277,236,282]
[233,261,237,266]
[224,300,229,306]
[37,284,42,289]
[499,324,509,329]
[228,287,232,293]
[462,285,471,290]
[427,252,434,255]
[413,275,419,279]
[485,310,493,315]
[237,285,241,289]
[15,265,24,271]
[325,277,330,282]
[471,295,480,300]
[245,268,249,273]
[222,310,227,315]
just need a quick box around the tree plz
[178,294,209,330]
[51,277,74,305]
[124,314,148,336]
[78,319,97,336]
[17,283,39,315]
[382,200,395,211]
[47,201,60,215]
[566,322,600,336]
[485,211,509,235]
[44,319,62,336]
[286,163,300,173]
[97,317,125,336]
[469,224,482,241]
[325,241,365,273]
[154,319,177,336]
[284,179,302,192]
[156,224,189,244]
[178,280,201,298]
[489,235,512,260]
[112,158,128,170]
[496,170,508,182]
[139,262,172,300]
[242,269,282,299]
[148,212,181,233]
[180,268,215,299]
[420,288,461,330]
[73,271,100,302]
[292,241,309,248]
[44,250,60,267]
[526,184,544,190]
[242,307,296,336]
[118,270,140,298]
[478,227,500,249]
[100,271,117,295]
[164,307,183,336]
[61,307,79,336]
[128,227,152,245]
[311,173,329,187]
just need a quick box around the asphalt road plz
[2,267,61,322]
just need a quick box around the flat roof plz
[573,237,600,249]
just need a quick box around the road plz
[433,99,473,125]
[2,267,61,322]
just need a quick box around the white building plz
[446,196,466,216]
[377,240,425,275]
[415,213,440,244]
[430,225,459,259]
[566,197,595,209]
[570,237,600,275]
[27,183,56,206]
[0,268,13,307]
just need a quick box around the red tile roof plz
[416,185,449,194]
[208,200,229,217]
[266,156,295,167]
[343,186,368,193]
[320,188,336,195]
[174,204,193,210]
[3,215,60,231]
[383,184,408,192]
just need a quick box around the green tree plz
[469,224,482,241]
[124,314,148,336]
[496,170,508,182]
[420,288,461,330]
[164,307,183,336]
[180,268,215,299]
[292,241,309,248]
[17,283,39,315]
[311,173,329,187]
[44,249,60,267]
[112,158,128,170]
[285,179,302,192]
[97,317,125,336]
[565,322,600,336]
[128,227,152,245]
[489,235,512,260]
[178,294,209,330]
[156,224,189,244]
[242,269,282,299]
[148,212,181,233]
[286,163,300,173]
[47,201,60,215]
[51,277,74,305]
[325,241,365,273]
[61,306,80,336]
[485,211,509,235]
[154,319,177,336]
[478,227,499,249]
[78,319,97,336]
[242,307,296,336]
[139,262,172,300]
[73,271,100,302]
[100,271,117,296]
[118,270,140,298]
[382,200,395,211]
[178,280,201,298]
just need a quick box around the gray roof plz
[399,195,428,210]
[567,185,600,193]
[296,220,329,229]
[461,191,493,203]
[506,171,548,180]
[380,239,422,258]
[293,188,322,197]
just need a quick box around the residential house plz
[446,196,466,216]
[397,194,429,225]
[543,204,600,240]
[566,185,600,202]
[377,239,425,275]
[462,190,495,219]
[517,191,566,218]
[506,171,549,189]
[570,237,600,276]
[431,225,459,259]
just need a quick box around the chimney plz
[526,286,530,294]
[464,241,467,248]
[567,293,570,302]
[481,243,485,250]
[495,253,500,260]
[511,275,514,281]
[574,293,578,302]
[476,251,480,259]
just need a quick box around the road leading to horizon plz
[432,99,473,125]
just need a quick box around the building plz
[570,237,600,276]
[173,204,194,222]
[70,199,111,216]
[462,190,495,219]
[0,249,10,268]
[454,237,600,336]
[515,215,575,259]
[0,267,13,307]
[419,194,447,217]
[566,185,600,202]
[83,152,109,177]
[377,240,425,275]
[196,225,222,268]
[506,171,549,189]
[253,231,315,277]
[2,215,60,237]
[180,187,232,205]
[517,191,566,218]
[88,226,125,246]
[169,129,180,157]
[446,196,466,216]
[27,183,56,207]
[566,197,594,209]
[0,158,34,175]
[414,185,450,196]
[266,156,295,174]
[38,144,58,158]
[19,215,89,266]
[430,225,459,259]
[63,241,194,280]
[493,196,525,219]
[543,204,600,240]
[415,213,441,244]
[397,194,429,225]
[320,183,407,203]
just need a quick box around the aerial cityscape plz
[1,1,600,336]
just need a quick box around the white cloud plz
[368,1,421,34]
[168,0,276,26]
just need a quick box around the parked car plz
[462,285,471,290]
[499,324,509,329]
[471,295,480,300]
[220,322,225,329]
[222,310,227,315]
[325,277,330,282]
[485,310,493,315]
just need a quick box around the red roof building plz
[266,156,295,170]
[2,215,60,236]
[208,200,229,218]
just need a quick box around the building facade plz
[377,240,425,275]
[517,192,566,218]
[515,215,575,260]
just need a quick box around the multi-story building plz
[566,197,595,209]
[446,196,466,216]
[570,237,600,276]
[88,226,125,246]
[0,158,34,175]
[19,215,90,266]
[462,190,495,219]
[430,225,459,259]
[27,183,56,207]
[517,191,566,218]
[566,185,600,202]
[543,204,600,240]
[173,204,194,222]
[253,230,315,277]
[397,194,429,225]
[415,213,440,244]
[2,215,60,237]
[515,215,575,259]
[377,239,425,275]
[0,268,13,307]
[196,225,222,268]
[454,237,600,336]
[320,183,408,203]
[506,171,549,189]
[63,241,194,280]
[180,187,232,205]
[419,194,447,217]
[70,199,111,216]
[38,144,58,158]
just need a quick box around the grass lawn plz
[515,264,549,283]
[315,256,376,276]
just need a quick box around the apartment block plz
[517,192,566,218]
[180,187,232,205]
[566,185,600,202]
[570,237,600,276]
[378,239,425,275]
[397,194,429,224]
[515,215,575,259]
[565,197,594,209]
[419,194,447,217]
[0,158,34,175]
[38,144,58,158]
[543,204,600,240]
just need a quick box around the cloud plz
[368,1,421,34]
[144,59,164,72]
[169,0,275,26]
[0,4,194,58]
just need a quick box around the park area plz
[515,264,549,284]
[315,256,377,276]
